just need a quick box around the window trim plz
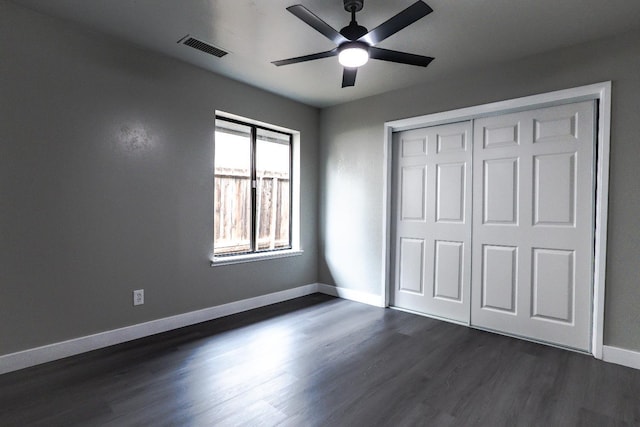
[211,112,300,265]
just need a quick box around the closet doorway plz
[384,83,611,355]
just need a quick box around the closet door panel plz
[391,122,472,323]
[471,101,595,351]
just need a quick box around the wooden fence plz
[214,168,290,255]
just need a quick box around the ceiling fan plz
[272,0,434,88]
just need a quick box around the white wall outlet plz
[133,289,144,306]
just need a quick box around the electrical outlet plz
[133,289,144,306]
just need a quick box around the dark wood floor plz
[1,294,639,426]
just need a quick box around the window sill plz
[210,249,304,266]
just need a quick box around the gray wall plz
[319,30,640,351]
[0,1,319,356]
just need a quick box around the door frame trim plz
[381,81,612,359]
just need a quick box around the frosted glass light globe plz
[338,45,369,67]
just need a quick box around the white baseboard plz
[0,283,319,375]
[317,283,385,307]
[0,283,386,375]
[602,345,640,370]
[6,285,636,374]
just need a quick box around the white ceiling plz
[10,0,640,108]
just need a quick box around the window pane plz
[214,120,251,255]
[255,129,291,251]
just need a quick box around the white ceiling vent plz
[178,35,228,58]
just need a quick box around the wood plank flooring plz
[1,294,639,426]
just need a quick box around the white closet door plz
[391,121,472,323]
[471,101,595,351]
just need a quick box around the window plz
[214,116,293,258]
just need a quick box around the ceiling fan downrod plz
[341,0,368,40]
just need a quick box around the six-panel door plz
[471,101,595,351]
[391,121,472,323]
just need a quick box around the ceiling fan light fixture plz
[338,42,369,67]
[273,2,434,87]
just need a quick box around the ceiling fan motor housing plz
[343,0,364,13]
[340,22,368,40]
